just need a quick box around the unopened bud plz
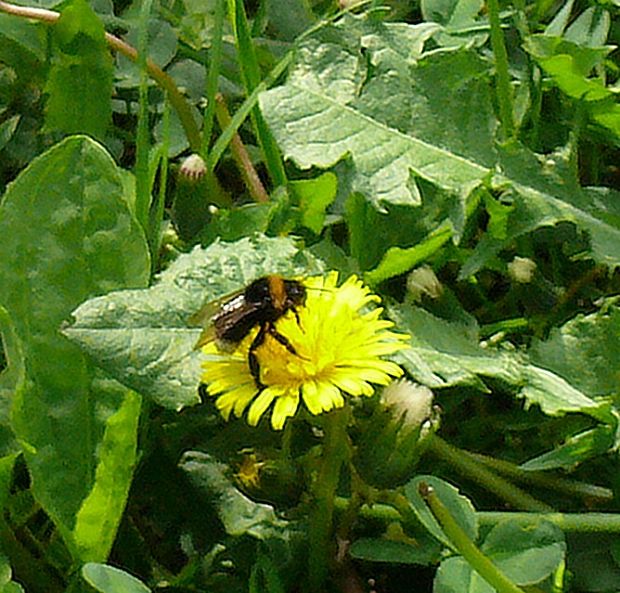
[508,256,536,283]
[355,380,440,488]
[407,266,443,302]
[179,153,207,182]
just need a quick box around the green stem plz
[215,94,269,203]
[427,435,553,512]
[478,512,620,532]
[207,52,293,173]
[487,0,515,139]
[134,0,154,236]
[307,408,350,591]
[228,0,287,188]
[334,497,620,533]
[420,482,526,593]
[207,0,372,174]
[202,0,225,156]
[148,105,170,261]
[469,451,613,504]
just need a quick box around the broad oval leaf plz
[64,235,322,410]
[82,563,151,593]
[404,475,478,550]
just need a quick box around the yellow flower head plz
[200,272,409,430]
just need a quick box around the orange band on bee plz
[269,275,287,310]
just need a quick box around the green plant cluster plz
[0,0,619,592]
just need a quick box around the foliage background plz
[0,0,619,591]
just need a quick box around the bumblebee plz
[191,275,307,388]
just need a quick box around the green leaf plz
[44,0,113,139]
[481,521,565,583]
[63,235,322,409]
[349,537,441,565]
[461,144,620,276]
[538,54,610,102]
[404,475,478,550]
[530,301,620,397]
[199,203,275,246]
[0,135,150,557]
[290,172,337,234]
[520,425,615,470]
[545,0,576,36]
[421,0,483,28]
[82,563,151,593]
[180,451,289,540]
[0,555,24,593]
[524,35,613,80]
[259,15,492,210]
[0,13,46,75]
[390,304,610,420]
[265,0,314,41]
[0,309,22,456]
[591,101,620,137]
[420,0,488,47]
[261,14,620,272]
[364,223,453,285]
[73,390,141,562]
[435,520,565,593]
[564,6,610,47]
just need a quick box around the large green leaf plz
[349,536,441,566]
[461,149,620,279]
[390,304,611,421]
[82,563,151,593]
[0,135,149,559]
[64,235,322,409]
[73,389,141,562]
[0,309,22,456]
[515,302,620,469]
[44,0,113,140]
[529,300,620,398]
[260,15,492,211]
[259,14,620,273]
[180,451,289,540]
[435,520,565,593]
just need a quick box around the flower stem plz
[469,450,612,504]
[307,408,350,591]
[428,434,553,511]
[214,94,269,203]
[334,497,620,533]
[419,482,526,593]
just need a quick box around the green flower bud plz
[355,380,440,488]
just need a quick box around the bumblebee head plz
[283,279,307,308]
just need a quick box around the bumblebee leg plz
[267,325,299,355]
[249,324,268,388]
[293,307,304,331]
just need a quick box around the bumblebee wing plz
[189,287,260,350]
[188,289,244,350]
[188,284,248,325]
[193,323,218,350]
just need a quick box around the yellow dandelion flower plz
[200,272,409,430]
